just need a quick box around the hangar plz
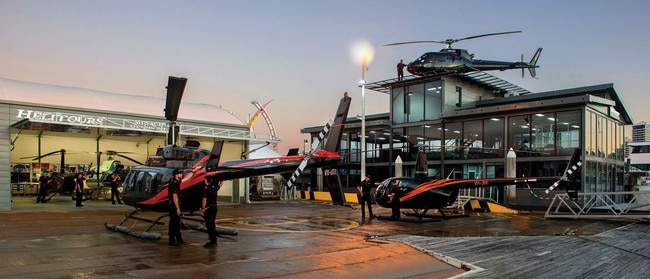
[0,77,276,211]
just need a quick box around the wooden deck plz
[385,222,650,278]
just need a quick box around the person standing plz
[109,172,122,205]
[397,59,406,81]
[390,180,402,220]
[201,177,223,248]
[168,169,185,246]
[36,171,50,203]
[357,175,375,220]
[75,172,85,207]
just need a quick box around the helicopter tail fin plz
[206,141,224,172]
[527,47,543,78]
[323,92,352,153]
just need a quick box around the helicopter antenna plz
[446,168,455,179]
[383,31,522,49]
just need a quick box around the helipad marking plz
[216,216,360,233]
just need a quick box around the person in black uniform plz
[390,180,402,220]
[201,177,223,248]
[36,171,51,203]
[168,169,185,246]
[109,171,122,205]
[357,175,375,220]
[397,59,406,81]
[75,172,85,207]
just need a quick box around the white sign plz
[16,109,105,126]
[15,108,168,132]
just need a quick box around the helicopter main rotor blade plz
[115,154,144,166]
[384,31,522,48]
[164,76,187,122]
[20,149,66,160]
[106,150,135,156]
[454,31,521,44]
[383,40,446,47]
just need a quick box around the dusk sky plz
[2,0,649,153]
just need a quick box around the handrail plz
[545,191,650,220]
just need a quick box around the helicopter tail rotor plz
[527,48,543,78]
[521,53,525,78]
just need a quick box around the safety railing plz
[545,191,650,220]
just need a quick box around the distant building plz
[631,122,650,142]
[627,142,650,171]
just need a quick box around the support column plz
[506,148,517,205]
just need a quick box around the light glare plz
[350,40,375,66]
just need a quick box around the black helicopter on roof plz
[384,31,542,78]
[373,148,582,221]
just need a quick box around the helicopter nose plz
[407,65,425,76]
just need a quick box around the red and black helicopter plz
[107,76,351,238]
[374,148,582,221]
[384,31,542,78]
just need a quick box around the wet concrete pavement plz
[0,195,641,278]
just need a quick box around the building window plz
[462,120,482,159]
[455,86,462,107]
[509,115,532,156]
[484,117,504,158]
[556,110,581,155]
[424,81,442,120]
[532,112,556,156]
[392,86,406,124]
[444,122,463,159]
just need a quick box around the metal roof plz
[364,71,531,95]
[0,77,247,126]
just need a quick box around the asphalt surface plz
[0,195,639,278]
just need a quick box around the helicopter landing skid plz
[104,209,165,240]
[180,214,239,236]
[376,207,469,223]
[402,208,469,221]
[375,214,443,223]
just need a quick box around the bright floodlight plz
[350,40,375,67]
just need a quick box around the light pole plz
[360,65,366,179]
[350,41,374,179]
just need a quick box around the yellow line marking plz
[216,216,360,233]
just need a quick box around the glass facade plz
[392,81,442,125]
[583,109,626,202]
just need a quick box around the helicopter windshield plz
[124,169,163,194]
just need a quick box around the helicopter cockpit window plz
[135,172,146,193]
[146,171,159,194]
[141,172,155,193]
[124,171,136,191]
[399,178,421,188]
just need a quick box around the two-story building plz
[302,72,632,209]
